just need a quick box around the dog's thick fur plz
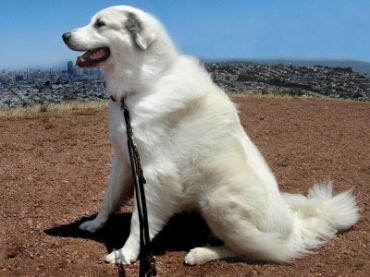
[63,6,360,265]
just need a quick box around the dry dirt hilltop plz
[1,96,369,276]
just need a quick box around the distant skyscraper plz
[67,61,74,75]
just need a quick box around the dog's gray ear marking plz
[125,12,156,50]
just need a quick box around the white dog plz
[63,6,359,265]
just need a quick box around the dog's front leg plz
[105,169,180,264]
[104,198,141,264]
[79,155,133,233]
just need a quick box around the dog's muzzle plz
[62,32,111,68]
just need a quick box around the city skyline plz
[1,0,370,69]
[2,59,369,110]
[1,60,94,72]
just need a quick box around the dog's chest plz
[108,102,163,164]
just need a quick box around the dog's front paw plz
[185,247,213,265]
[105,248,138,264]
[79,219,104,233]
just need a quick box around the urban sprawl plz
[1,61,369,108]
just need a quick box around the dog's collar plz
[110,95,117,102]
[110,92,132,103]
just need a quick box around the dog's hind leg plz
[185,245,238,265]
[198,186,297,264]
[79,156,133,233]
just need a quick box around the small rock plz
[4,243,23,259]
[27,218,34,228]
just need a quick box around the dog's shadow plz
[44,212,217,255]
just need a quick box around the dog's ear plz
[125,12,156,50]
[134,31,156,50]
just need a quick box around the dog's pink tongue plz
[90,49,106,60]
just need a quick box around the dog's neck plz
[104,46,178,101]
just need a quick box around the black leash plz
[120,97,157,277]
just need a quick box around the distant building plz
[67,61,75,75]
[15,75,24,82]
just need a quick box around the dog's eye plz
[94,18,106,28]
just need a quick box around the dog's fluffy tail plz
[231,181,360,263]
[274,181,360,262]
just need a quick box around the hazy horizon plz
[3,58,370,73]
[1,0,370,69]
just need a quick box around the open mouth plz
[76,47,111,68]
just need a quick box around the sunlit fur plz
[65,5,360,265]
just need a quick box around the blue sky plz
[1,0,369,69]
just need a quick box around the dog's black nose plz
[62,32,72,43]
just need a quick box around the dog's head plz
[62,6,173,70]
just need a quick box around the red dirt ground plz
[0,96,369,277]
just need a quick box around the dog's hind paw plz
[79,219,104,233]
[105,249,137,265]
[185,247,214,265]
[185,246,236,265]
